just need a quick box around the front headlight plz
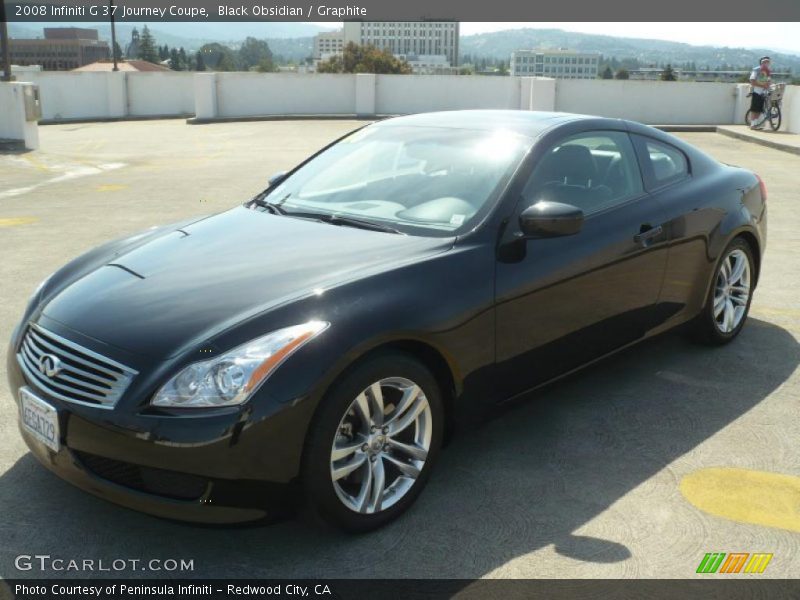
[152,321,329,408]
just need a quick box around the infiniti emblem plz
[38,354,61,378]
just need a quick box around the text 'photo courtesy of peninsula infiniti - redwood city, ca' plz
[8,110,766,531]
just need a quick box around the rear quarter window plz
[634,135,691,190]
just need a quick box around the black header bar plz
[5,0,800,22]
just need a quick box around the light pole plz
[109,0,119,71]
[1,0,12,81]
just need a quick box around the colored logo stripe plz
[696,552,773,574]
[697,553,726,573]
[720,553,749,573]
[744,553,773,573]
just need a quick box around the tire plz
[745,109,766,127]
[689,237,755,345]
[769,105,782,131]
[302,351,444,532]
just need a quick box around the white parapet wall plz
[783,86,800,134]
[7,70,797,128]
[19,71,194,121]
[556,79,739,125]
[0,82,40,150]
[355,73,376,117]
[183,72,777,125]
[126,72,195,117]
[375,74,523,114]
[22,72,114,121]
[214,72,357,118]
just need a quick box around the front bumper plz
[6,337,311,525]
[18,424,285,524]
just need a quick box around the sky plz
[315,22,800,55]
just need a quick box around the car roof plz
[374,110,591,138]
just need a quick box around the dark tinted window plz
[643,139,689,186]
[523,131,643,216]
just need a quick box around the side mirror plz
[519,200,584,238]
[268,171,288,187]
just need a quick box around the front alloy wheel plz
[303,352,443,531]
[330,377,432,514]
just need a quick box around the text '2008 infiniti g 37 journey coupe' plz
[8,111,766,531]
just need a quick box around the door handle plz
[634,225,663,246]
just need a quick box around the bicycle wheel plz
[769,105,781,131]
[744,109,750,125]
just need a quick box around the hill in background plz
[460,28,800,72]
[8,23,799,71]
[7,22,323,62]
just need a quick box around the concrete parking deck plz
[717,125,800,155]
[0,121,798,580]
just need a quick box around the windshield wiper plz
[253,198,288,215]
[286,211,404,235]
[253,200,403,235]
[328,215,404,235]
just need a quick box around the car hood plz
[42,206,452,358]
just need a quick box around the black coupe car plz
[7,111,766,531]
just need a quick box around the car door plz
[630,134,710,327]
[494,129,670,397]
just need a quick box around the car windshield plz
[259,125,532,236]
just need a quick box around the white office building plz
[399,54,459,75]
[511,49,600,79]
[312,30,345,60]
[312,22,459,73]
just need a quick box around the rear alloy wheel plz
[691,238,755,345]
[303,353,443,532]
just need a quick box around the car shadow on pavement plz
[0,318,797,580]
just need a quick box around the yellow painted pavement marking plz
[96,184,127,192]
[20,154,50,171]
[0,162,126,199]
[680,467,800,533]
[0,217,38,227]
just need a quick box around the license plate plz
[20,387,60,453]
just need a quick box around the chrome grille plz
[17,324,137,409]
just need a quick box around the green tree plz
[239,37,274,71]
[601,66,613,79]
[137,25,159,64]
[256,58,276,73]
[615,68,630,80]
[317,43,412,74]
[169,48,182,71]
[660,64,677,81]
[195,51,206,71]
[198,43,237,71]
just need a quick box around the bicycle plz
[743,83,785,131]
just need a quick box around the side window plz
[522,131,643,216]
[638,137,690,188]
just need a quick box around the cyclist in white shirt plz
[748,56,772,130]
